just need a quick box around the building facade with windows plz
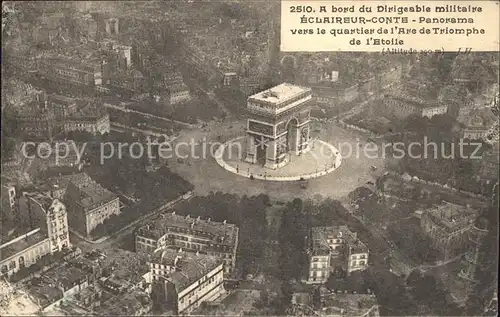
[10,94,57,141]
[307,226,369,284]
[420,202,478,261]
[168,84,191,105]
[150,248,225,315]
[1,184,17,221]
[135,213,238,274]
[48,94,78,120]
[382,94,448,119]
[37,56,103,87]
[0,194,70,278]
[64,173,120,237]
[64,112,110,136]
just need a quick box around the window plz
[359,261,365,266]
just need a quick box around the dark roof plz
[66,173,117,209]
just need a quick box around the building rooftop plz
[25,192,54,211]
[99,249,150,286]
[156,250,222,293]
[137,212,238,248]
[151,248,182,266]
[94,290,151,316]
[320,288,379,317]
[4,79,44,110]
[45,173,79,191]
[311,226,349,253]
[67,103,108,122]
[41,263,88,291]
[385,92,441,109]
[248,83,311,105]
[425,202,477,233]
[0,228,48,262]
[66,173,117,210]
[384,81,446,109]
[25,277,64,309]
[48,93,76,104]
[167,83,189,94]
[311,226,368,255]
[40,55,101,73]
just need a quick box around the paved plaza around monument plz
[168,119,386,200]
[215,137,341,181]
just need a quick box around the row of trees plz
[465,197,499,316]
[174,192,271,277]
[387,220,443,265]
[90,163,193,239]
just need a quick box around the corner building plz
[150,248,225,315]
[135,213,238,274]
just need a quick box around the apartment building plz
[1,184,17,221]
[167,84,191,105]
[48,94,78,120]
[420,202,478,261]
[37,56,103,87]
[0,194,70,278]
[307,226,369,284]
[382,93,448,119]
[64,173,120,237]
[150,248,225,315]
[64,110,110,136]
[136,213,239,274]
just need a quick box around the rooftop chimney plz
[174,255,181,267]
[197,216,201,221]
[172,211,175,215]
[207,218,211,222]
[191,222,195,229]
[223,220,227,224]
[186,215,190,219]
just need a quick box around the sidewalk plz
[69,229,107,244]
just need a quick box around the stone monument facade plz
[245,83,312,169]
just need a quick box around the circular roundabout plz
[215,136,342,182]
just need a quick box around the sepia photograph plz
[1,1,498,316]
